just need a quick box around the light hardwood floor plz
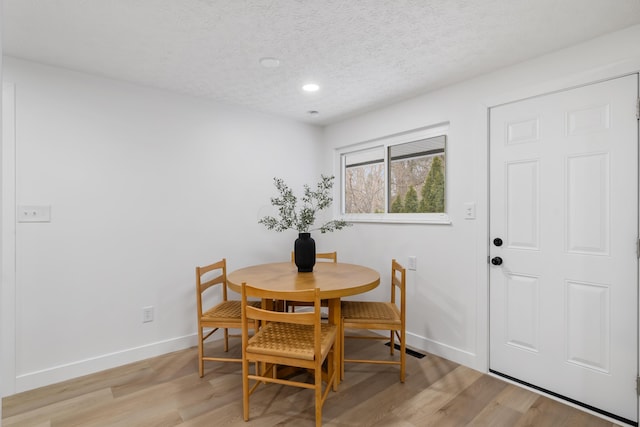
[2,336,623,426]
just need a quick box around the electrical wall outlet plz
[408,256,417,270]
[142,306,154,323]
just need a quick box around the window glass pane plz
[344,148,385,214]
[388,135,446,213]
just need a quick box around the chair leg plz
[400,329,406,383]
[242,357,250,421]
[389,330,395,355]
[331,347,338,392]
[223,328,229,352]
[315,363,323,427]
[340,320,345,380]
[197,327,204,378]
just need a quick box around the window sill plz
[340,213,452,225]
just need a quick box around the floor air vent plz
[384,342,425,359]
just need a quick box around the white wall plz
[323,24,640,371]
[2,57,324,393]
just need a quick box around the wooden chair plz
[241,283,338,427]
[341,259,406,382]
[287,251,337,312]
[195,258,260,377]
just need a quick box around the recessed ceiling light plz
[259,57,280,68]
[302,83,320,92]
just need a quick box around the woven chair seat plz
[247,322,337,361]
[341,301,401,324]
[202,300,260,322]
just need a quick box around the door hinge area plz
[637,98,640,120]
[637,238,640,259]
[637,376,640,396]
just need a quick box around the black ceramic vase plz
[294,232,316,272]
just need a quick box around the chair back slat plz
[290,251,337,263]
[390,258,406,313]
[247,286,316,303]
[196,258,228,298]
[246,305,316,325]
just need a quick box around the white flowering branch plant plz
[259,175,350,233]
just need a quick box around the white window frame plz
[335,122,451,225]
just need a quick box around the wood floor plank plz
[2,389,114,427]
[466,380,540,426]
[53,372,210,426]
[2,361,150,418]
[111,348,196,399]
[489,380,541,413]
[389,365,484,425]
[515,396,618,427]
[425,374,509,426]
[465,399,524,426]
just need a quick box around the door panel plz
[506,160,539,249]
[505,273,539,352]
[566,153,609,255]
[489,74,638,422]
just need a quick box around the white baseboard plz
[13,334,198,394]
[406,332,477,368]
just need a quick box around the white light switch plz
[464,202,476,220]
[18,205,51,223]
[408,256,417,271]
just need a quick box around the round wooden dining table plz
[227,261,380,381]
[227,261,380,299]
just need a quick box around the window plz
[338,124,450,224]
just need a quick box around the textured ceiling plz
[3,0,640,125]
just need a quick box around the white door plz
[489,74,639,422]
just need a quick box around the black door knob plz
[491,257,503,266]
[493,238,503,247]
